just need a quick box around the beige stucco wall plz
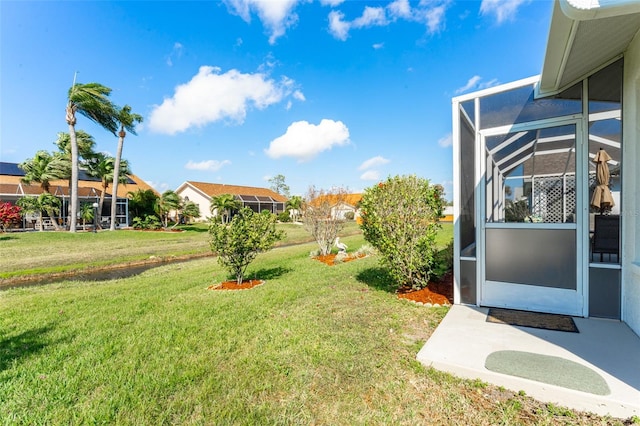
[176,185,211,222]
[622,28,640,337]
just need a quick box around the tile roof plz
[310,193,362,207]
[0,163,158,198]
[185,181,288,202]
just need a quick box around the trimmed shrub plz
[359,175,445,290]
[277,212,292,222]
[209,207,286,284]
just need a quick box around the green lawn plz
[0,225,626,424]
[0,221,364,280]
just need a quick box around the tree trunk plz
[99,181,108,229]
[67,113,78,233]
[110,129,125,231]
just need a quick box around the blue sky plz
[1,0,552,199]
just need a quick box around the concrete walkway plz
[417,305,640,419]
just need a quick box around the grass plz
[0,226,628,425]
[0,220,364,279]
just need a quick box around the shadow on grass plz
[176,225,209,233]
[0,323,59,372]
[0,235,17,241]
[356,267,397,293]
[246,266,293,281]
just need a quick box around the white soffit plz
[539,0,640,95]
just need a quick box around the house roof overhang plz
[539,0,640,96]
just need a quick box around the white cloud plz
[455,75,482,94]
[480,78,500,89]
[224,0,300,44]
[480,0,529,24]
[147,181,170,192]
[353,6,387,28]
[320,0,344,6]
[454,75,499,94]
[388,0,411,19]
[420,3,448,33]
[328,10,350,41]
[166,42,183,67]
[438,133,452,148]
[328,0,451,40]
[373,43,384,50]
[358,155,390,171]
[293,90,306,101]
[148,66,298,135]
[265,119,350,162]
[360,170,380,181]
[185,159,232,172]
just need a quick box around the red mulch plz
[207,259,453,307]
[315,253,453,306]
[208,279,264,290]
[313,253,367,266]
[397,270,453,306]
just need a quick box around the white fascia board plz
[539,2,577,94]
[175,181,191,194]
[177,181,210,200]
[540,0,640,95]
[560,0,640,20]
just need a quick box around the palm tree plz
[16,194,61,231]
[210,194,241,224]
[155,190,181,228]
[286,195,303,222]
[128,189,159,220]
[79,202,95,230]
[55,130,97,162]
[85,153,130,228]
[19,150,67,194]
[66,80,119,233]
[110,105,143,231]
[181,201,201,224]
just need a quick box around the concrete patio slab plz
[417,305,640,419]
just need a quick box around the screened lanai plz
[453,59,623,319]
[235,194,285,214]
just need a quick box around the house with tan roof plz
[308,193,362,220]
[175,181,288,222]
[0,161,156,229]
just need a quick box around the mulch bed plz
[315,253,453,306]
[397,270,453,306]
[313,253,367,266]
[208,279,265,290]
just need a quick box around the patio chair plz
[591,214,619,262]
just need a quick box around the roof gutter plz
[559,0,640,21]
[539,0,640,96]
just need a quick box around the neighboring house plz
[309,193,362,220]
[452,1,640,336]
[441,206,453,222]
[0,161,156,228]
[174,181,287,222]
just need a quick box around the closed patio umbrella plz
[590,148,615,210]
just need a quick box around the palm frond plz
[117,105,143,135]
[68,83,119,135]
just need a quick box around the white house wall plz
[622,28,640,336]
[176,185,211,222]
